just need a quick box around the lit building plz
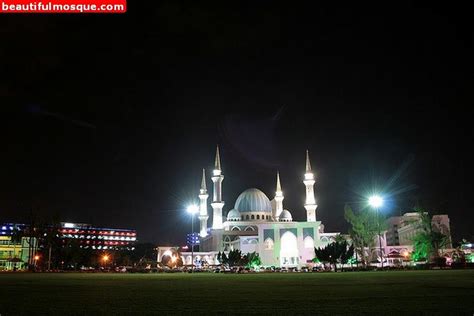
[1,222,137,252]
[58,222,137,250]
[160,147,339,268]
[381,212,452,264]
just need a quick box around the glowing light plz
[34,255,40,260]
[304,173,314,180]
[187,204,199,215]
[64,223,75,228]
[213,169,221,176]
[402,251,409,258]
[163,250,173,257]
[368,195,383,208]
[102,255,109,262]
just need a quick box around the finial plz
[276,171,282,192]
[201,168,207,191]
[214,145,221,171]
[306,149,312,172]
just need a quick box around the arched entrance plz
[280,231,299,267]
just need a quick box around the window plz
[257,215,260,219]
[251,215,255,220]
[304,236,314,249]
[264,238,274,250]
[246,215,249,220]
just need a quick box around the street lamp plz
[34,255,40,270]
[102,254,109,269]
[186,204,199,272]
[369,195,384,268]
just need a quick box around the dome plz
[279,209,293,222]
[235,188,272,213]
[227,209,241,221]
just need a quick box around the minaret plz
[211,145,224,229]
[304,150,317,222]
[274,171,284,220]
[198,168,209,237]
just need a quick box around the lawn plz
[0,270,473,315]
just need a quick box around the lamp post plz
[369,195,384,269]
[102,254,109,269]
[34,255,40,271]
[187,204,199,272]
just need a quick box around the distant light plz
[163,250,173,257]
[213,169,221,176]
[187,204,199,214]
[34,255,40,260]
[304,173,314,180]
[103,255,109,262]
[368,195,383,208]
[64,223,75,228]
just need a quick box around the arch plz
[246,215,250,220]
[264,237,274,250]
[251,215,255,220]
[231,226,241,231]
[244,226,256,231]
[241,215,244,220]
[257,215,260,220]
[280,231,299,267]
[304,236,314,249]
[321,236,329,242]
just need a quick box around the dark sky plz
[1,3,473,245]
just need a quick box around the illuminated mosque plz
[160,146,339,268]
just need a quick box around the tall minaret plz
[198,168,209,237]
[211,145,224,229]
[304,150,317,222]
[274,171,284,220]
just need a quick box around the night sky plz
[1,3,473,245]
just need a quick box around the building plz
[1,222,137,252]
[0,236,38,271]
[58,222,137,250]
[159,147,339,268]
[381,212,452,265]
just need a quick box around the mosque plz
[159,147,339,268]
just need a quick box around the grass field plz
[0,270,473,315]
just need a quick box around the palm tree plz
[411,208,449,263]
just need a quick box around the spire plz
[201,168,207,191]
[276,171,282,192]
[306,149,312,172]
[214,145,221,171]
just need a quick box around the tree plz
[411,208,449,264]
[344,204,385,267]
[314,240,354,271]
[227,249,243,267]
[221,252,228,265]
[246,252,262,269]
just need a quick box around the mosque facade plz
[164,147,339,268]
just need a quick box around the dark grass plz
[1,270,473,315]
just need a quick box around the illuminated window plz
[304,236,314,249]
[264,238,274,250]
